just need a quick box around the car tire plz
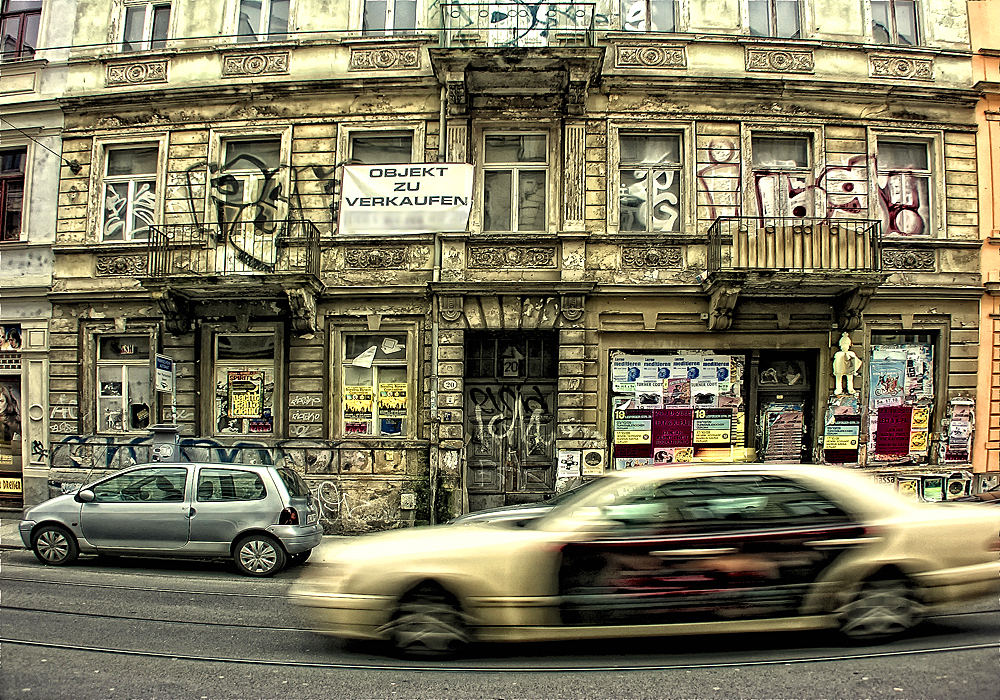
[32,524,79,566]
[839,577,920,642]
[388,583,469,658]
[288,550,311,567]
[234,534,286,577]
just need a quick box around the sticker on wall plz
[557,450,582,478]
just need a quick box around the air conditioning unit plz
[581,449,606,475]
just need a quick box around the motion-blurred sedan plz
[291,464,1000,657]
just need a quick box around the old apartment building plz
[1,0,990,528]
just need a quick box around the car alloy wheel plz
[840,578,921,641]
[32,525,79,566]
[384,584,469,658]
[234,535,286,577]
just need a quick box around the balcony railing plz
[707,217,881,274]
[441,3,595,48]
[146,220,320,280]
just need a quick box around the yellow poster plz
[377,383,407,418]
[228,371,264,418]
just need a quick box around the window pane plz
[122,6,145,51]
[151,5,171,48]
[363,0,387,34]
[1,16,21,60]
[19,7,37,55]
[6,2,43,10]
[895,0,917,45]
[393,0,417,33]
[483,170,512,231]
[127,368,152,430]
[217,334,275,360]
[103,182,130,240]
[650,0,675,32]
[621,0,647,31]
[775,0,800,38]
[879,141,928,170]
[517,171,546,230]
[752,137,808,168]
[620,134,680,165]
[268,0,289,37]
[128,180,156,240]
[237,0,262,41]
[350,134,413,164]
[344,365,373,385]
[2,180,23,240]
[1,150,26,172]
[748,0,770,36]
[871,1,891,43]
[98,336,151,360]
[224,140,281,170]
[344,334,406,361]
[485,134,546,163]
[107,147,159,176]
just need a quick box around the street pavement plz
[1,512,22,550]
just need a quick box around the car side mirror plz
[75,489,95,503]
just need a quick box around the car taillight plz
[279,507,299,525]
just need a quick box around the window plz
[872,0,917,45]
[1,149,25,242]
[483,133,548,232]
[92,466,188,503]
[748,0,800,38]
[1,1,40,61]
[751,135,813,218]
[342,332,409,437]
[621,0,676,32]
[102,146,158,241]
[876,139,930,236]
[214,334,276,435]
[349,132,413,165]
[97,336,152,433]
[363,0,417,36]
[619,134,682,232]
[196,468,266,502]
[236,0,288,42]
[121,1,170,52]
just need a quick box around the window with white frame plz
[97,335,152,433]
[1,148,25,242]
[214,333,276,435]
[349,132,413,165]
[236,0,288,42]
[342,332,409,438]
[750,135,813,218]
[748,0,800,38]
[363,0,417,36]
[620,0,676,32]
[120,1,171,52]
[482,133,548,233]
[1,0,40,62]
[102,146,158,241]
[215,138,283,231]
[618,133,682,232]
[872,0,918,45]
[876,139,930,236]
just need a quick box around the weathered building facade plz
[38,0,986,530]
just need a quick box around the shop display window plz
[867,332,934,464]
[214,334,276,435]
[341,333,409,438]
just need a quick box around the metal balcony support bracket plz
[152,290,191,336]
[835,285,879,332]
[706,282,741,331]
[286,287,318,336]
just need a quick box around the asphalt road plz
[1,543,998,700]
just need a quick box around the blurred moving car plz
[292,464,1000,657]
[20,462,322,576]
[956,482,1000,505]
[446,478,604,526]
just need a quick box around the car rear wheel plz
[234,534,286,577]
[388,584,469,658]
[32,524,79,566]
[840,578,920,642]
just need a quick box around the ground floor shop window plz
[96,335,152,433]
[214,334,276,435]
[867,333,934,464]
[341,332,409,437]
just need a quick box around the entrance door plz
[753,351,816,463]
[465,331,557,510]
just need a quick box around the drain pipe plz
[429,85,447,524]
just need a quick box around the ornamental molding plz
[615,44,687,69]
[467,246,556,268]
[621,246,683,268]
[105,60,168,87]
[561,294,585,322]
[745,48,814,74]
[881,249,935,271]
[345,247,409,269]
[869,55,933,81]
[439,295,463,322]
[96,255,148,276]
[221,51,289,77]
[349,46,420,71]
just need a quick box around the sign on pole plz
[155,354,175,394]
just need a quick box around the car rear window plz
[276,468,310,498]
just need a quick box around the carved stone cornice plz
[745,48,814,74]
[869,55,933,81]
[621,246,682,268]
[105,60,168,87]
[350,46,420,71]
[222,51,289,77]
[96,255,148,277]
[615,45,687,69]
[345,247,409,269]
[286,288,317,335]
[706,283,741,331]
[468,246,556,269]
[881,249,935,271]
[836,285,880,332]
[151,290,190,336]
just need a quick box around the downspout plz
[429,85,447,524]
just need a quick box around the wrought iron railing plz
[441,3,595,48]
[706,217,881,274]
[146,220,321,279]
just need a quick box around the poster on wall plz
[760,404,804,463]
[344,385,374,435]
[377,383,407,436]
[942,398,974,463]
[0,325,22,352]
[869,344,933,463]
[0,380,22,444]
[228,371,264,418]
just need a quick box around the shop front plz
[0,324,24,508]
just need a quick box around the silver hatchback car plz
[19,462,323,577]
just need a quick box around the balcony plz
[441,3,595,48]
[142,220,321,335]
[703,217,887,331]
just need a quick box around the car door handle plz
[804,537,880,548]
[651,547,739,557]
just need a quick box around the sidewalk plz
[1,514,23,550]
